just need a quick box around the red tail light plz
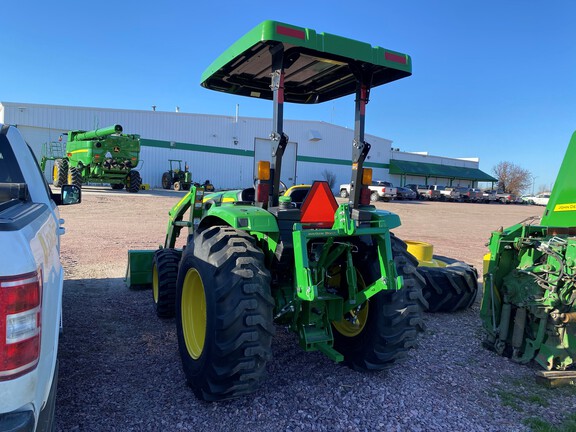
[381,188,386,193]
[0,271,42,380]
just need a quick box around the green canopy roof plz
[200,20,412,103]
[389,159,497,182]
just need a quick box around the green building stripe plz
[297,155,390,169]
[141,138,254,157]
[141,138,391,169]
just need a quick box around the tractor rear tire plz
[418,258,478,312]
[332,234,426,371]
[162,172,172,190]
[176,226,274,401]
[53,159,68,187]
[152,248,182,318]
[68,166,82,188]
[127,170,142,193]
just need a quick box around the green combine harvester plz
[127,20,433,401]
[482,133,576,373]
[41,124,142,192]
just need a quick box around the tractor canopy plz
[200,20,412,103]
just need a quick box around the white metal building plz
[0,101,495,190]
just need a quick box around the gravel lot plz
[55,188,576,432]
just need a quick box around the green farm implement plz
[41,124,142,192]
[127,20,429,401]
[482,132,576,371]
[161,159,192,191]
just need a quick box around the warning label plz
[554,203,576,212]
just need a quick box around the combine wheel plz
[52,159,68,187]
[418,258,478,312]
[332,234,426,371]
[175,226,274,401]
[68,166,82,188]
[340,189,349,198]
[152,248,182,318]
[162,172,172,190]
[127,170,142,193]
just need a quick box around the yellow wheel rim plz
[330,267,369,337]
[53,165,59,183]
[67,170,72,184]
[181,268,206,359]
[152,263,159,304]
[333,302,369,337]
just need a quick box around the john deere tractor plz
[43,124,142,192]
[481,133,576,372]
[161,159,192,191]
[127,21,428,401]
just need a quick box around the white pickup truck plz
[0,124,80,431]
[339,180,397,202]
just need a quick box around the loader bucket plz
[125,250,155,289]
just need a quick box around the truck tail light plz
[381,188,386,193]
[0,271,42,380]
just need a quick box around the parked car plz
[405,184,441,200]
[455,187,481,202]
[396,186,417,200]
[481,190,498,203]
[339,180,397,202]
[522,192,551,206]
[0,124,81,431]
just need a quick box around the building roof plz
[389,159,497,182]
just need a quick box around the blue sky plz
[3,0,575,192]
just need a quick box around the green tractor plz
[127,21,429,401]
[481,132,576,372]
[161,159,192,191]
[41,124,142,193]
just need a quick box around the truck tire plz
[162,172,172,190]
[53,159,68,187]
[152,248,182,318]
[340,189,349,198]
[370,191,380,202]
[331,234,426,371]
[176,226,274,401]
[418,259,478,313]
[68,166,82,188]
[127,170,142,193]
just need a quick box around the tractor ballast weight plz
[481,131,576,371]
[61,124,142,192]
[127,21,426,401]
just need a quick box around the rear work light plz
[0,271,42,380]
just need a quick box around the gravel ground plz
[55,188,576,431]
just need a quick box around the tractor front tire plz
[173,181,181,191]
[340,189,349,198]
[127,170,142,193]
[418,259,478,312]
[68,166,82,188]
[152,248,182,318]
[176,226,274,401]
[53,159,68,187]
[162,172,172,190]
[332,234,426,371]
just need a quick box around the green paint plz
[141,138,254,157]
[390,159,496,182]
